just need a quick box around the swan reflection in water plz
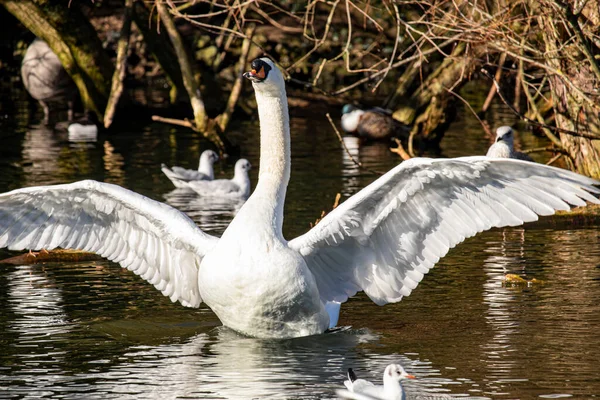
[163,188,245,234]
[1,262,486,398]
[63,328,482,399]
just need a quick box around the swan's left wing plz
[288,157,600,306]
[0,180,219,307]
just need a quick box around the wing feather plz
[289,157,600,306]
[0,180,218,307]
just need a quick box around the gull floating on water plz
[183,159,252,200]
[161,150,219,188]
[337,364,415,400]
[486,126,533,161]
[0,58,599,339]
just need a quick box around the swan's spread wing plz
[289,157,600,305]
[0,180,219,307]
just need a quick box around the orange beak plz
[405,374,416,379]
[250,67,266,79]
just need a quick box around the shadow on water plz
[1,85,600,399]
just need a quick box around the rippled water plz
[0,90,599,399]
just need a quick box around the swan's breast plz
[198,230,328,337]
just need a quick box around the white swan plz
[0,57,599,339]
[337,364,415,400]
[486,126,533,161]
[184,159,252,199]
[161,150,219,188]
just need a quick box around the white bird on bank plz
[337,364,415,400]
[161,150,219,188]
[486,126,533,161]
[184,159,252,199]
[0,58,598,339]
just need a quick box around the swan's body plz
[486,126,533,161]
[162,150,219,188]
[0,58,599,339]
[184,159,252,200]
[21,39,76,124]
[338,365,415,400]
[341,105,409,141]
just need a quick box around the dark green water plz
[0,89,599,399]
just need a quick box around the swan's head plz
[495,126,515,147]
[341,104,365,133]
[200,150,219,164]
[235,158,252,175]
[383,364,415,382]
[244,57,285,96]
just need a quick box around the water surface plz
[0,90,599,399]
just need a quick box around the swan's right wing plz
[0,180,219,307]
[289,157,600,306]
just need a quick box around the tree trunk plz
[393,43,475,147]
[104,0,133,129]
[540,14,600,178]
[132,0,185,101]
[2,0,112,117]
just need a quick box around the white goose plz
[161,149,219,188]
[338,364,415,400]
[184,159,252,199]
[0,58,598,339]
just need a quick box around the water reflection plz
[1,91,600,398]
[2,315,486,399]
[481,229,528,396]
[163,189,244,235]
[3,265,71,394]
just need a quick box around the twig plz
[407,128,417,157]
[332,36,461,96]
[156,0,208,132]
[390,138,412,160]
[481,52,506,113]
[152,115,195,129]
[216,24,255,132]
[310,192,342,228]
[444,87,493,138]
[546,153,563,166]
[522,146,571,156]
[325,113,384,175]
[481,68,600,140]
[104,0,133,129]
[251,4,304,33]
[559,1,600,82]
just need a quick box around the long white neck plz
[250,87,291,237]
